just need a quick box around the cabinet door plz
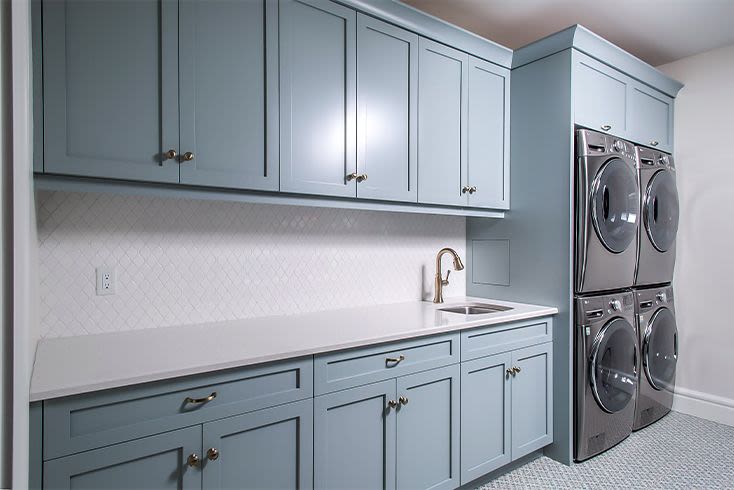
[418,38,468,207]
[573,52,629,138]
[467,57,510,210]
[356,14,418,202]
[42,0,179,183]
[178,0,278,190]
[44,426,201,489]
[460,352,511,485]
[396,365,460,490]
[314,380,396,490]
[202,399,313,490]
[511,343,553,460]
[629,83,674,153]
[279,0,357,197]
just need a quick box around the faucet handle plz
[442,270,451,286]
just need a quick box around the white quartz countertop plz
[30,297,557,401]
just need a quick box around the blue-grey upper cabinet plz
[202,399,313,490]
[418,38,469,207]
[396,365,460,490]
[356,14,418,203]
[279,0,357,198]
[314,380,397,489]
[573,51,630,139]
[42,0,179,183]
[510,342,553,460]
[466,57,510,210]
[178,0,278,191]
[43,426,202,489]
[628,83,673,153]
[460,352,512,485]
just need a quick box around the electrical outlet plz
[96,267,116,296]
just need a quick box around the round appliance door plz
[644,169,679,252]
[643,307,678,391]
[591,158,640,253]
[590,317,638,413]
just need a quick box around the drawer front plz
[314,333,460,395]
[461,317,553,361]
[44,357,313,460]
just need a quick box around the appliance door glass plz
[644,307,678,391]
[591,158,640,253]
[645,169,679,252]
[590,317,638,413]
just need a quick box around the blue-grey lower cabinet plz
[460,342,553,486]
[314,364,460,490]
[202,399,313,489]
[43,426,202,489]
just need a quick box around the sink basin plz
[438,303,513,315]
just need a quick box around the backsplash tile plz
[36,191,466,338]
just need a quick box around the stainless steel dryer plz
[575,290,637,462]
[576,129,640,293]
[633,285,678,430]
[635,147,679,286]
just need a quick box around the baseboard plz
[672,386,734,427]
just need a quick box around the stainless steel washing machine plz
[635,146,679,286]
[576,129,640,293]
[633,285,678,430]
[575,290,638,462]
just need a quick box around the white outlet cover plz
[95,267,116,296]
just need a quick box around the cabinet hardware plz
[207,448,219,461]
[187,453,201,467]
[461,186,471,194]
[506,368,514,376]
[385,355,405,366]
[182,151,195,162]
[650,140,659,147]
[387,399,398,409]
[512,366,522,374]
[399,396,409,406]
[346,172,358,182]
[468,186,477,194]
[162,149,177,164]
[184,391,217,405]
[600,124,612,131]
[356,173,368,183]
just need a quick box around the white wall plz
[658,44,734,426]
[36,191,466,338]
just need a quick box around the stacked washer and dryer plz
[573,129,680,462]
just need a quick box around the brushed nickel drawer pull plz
[185,391,217,405]
[386,355,405,366]
[601,124,612,131]
[650,140,659,147]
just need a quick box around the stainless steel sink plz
[438,303,513,315]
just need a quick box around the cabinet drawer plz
[461,317,553,361]
[44,357,313,460]
[314,333,460,395]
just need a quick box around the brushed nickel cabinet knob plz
[650,140,659,147]
[346,172,358,182]
[469,186,477,194]
[163,149,177,161]
[356,173,368,182]
[187,453,201,467]
[207,448,219,461]
[462,186,471,194]
[601,124,612,131]
[399,396,409,406]
[387,399,398,409]
[506,368,514,376]
[182,151,195,162]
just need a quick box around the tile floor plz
[479,411,734,489]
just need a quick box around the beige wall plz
[658,43,734,426]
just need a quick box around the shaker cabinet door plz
[511,343,553,460]
[279,0,357,197]
[396,365,460,490]
[460,352,512,485]
[573,52,629,138]
[417,38,468,207]
[43,426,202,490]
[314,380,397,490]
[356,14,418,203]
[467,57,510,210]
[42,0,179,183]
[202,399,313,490]
[628,83,674,153]
[178,0,278,190]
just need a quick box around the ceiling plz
[401,0,734,66]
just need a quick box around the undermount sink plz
[438,303,514,315]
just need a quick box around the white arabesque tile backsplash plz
[36,191,466,338]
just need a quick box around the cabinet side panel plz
[467,49,573,465]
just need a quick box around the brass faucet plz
[433,248,464,303]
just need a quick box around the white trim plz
[673,386,734,427]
